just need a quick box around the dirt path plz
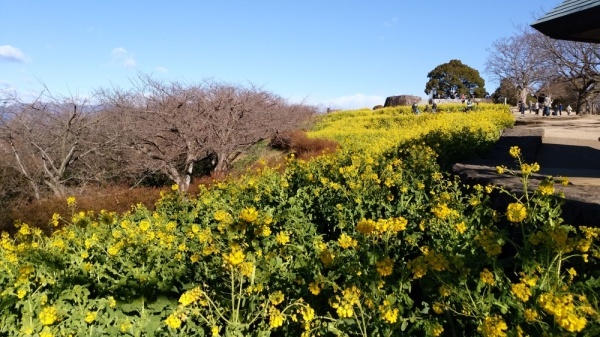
[513,111,600,185]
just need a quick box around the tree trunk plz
[214,152,228,172]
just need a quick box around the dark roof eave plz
[531,2,600,43]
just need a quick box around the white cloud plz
[384,17,398,28]
[110,47,136,68]
[323,93,385,111]
[0,45,29,63]
[155,66,168,73]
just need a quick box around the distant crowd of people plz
[518,98,573,116]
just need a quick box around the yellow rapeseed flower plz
[120,319,132,332]
[213,210,232,224]
[524,308,538,322]
[66,196,76,207]
[139,220,150,232]
[39,306,59,325]
[511,283,531,302]
[376,257,394,277]
[432,301,444,314]
[223,246,245,266]
[270,291,285,306]
[308,282,321,295]
[506,203,527,223]
[51,213,61,227]
[179,287,203,306]
[455,221,467,234]
[337,233,357,249]
[108,296,117,308]
[480,268,495,286]
[478,315,508,337]
[509,146,521,159]
[39,328,53,337]
[379,305,399,323]
[439,285,451,298]
[431,323,444,337]
[269,308,285,328]
[164,313,182,329]
[84,311,97,323]
[538,179,555,196]
[276,232,290,245]
[240,207,259,222]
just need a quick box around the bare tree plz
[98,75,315,192]
[0,89,119,199]
[532,34,600,114]
[485,27,551,105]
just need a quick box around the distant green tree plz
[491,78,519,106]
[425,59,486,98]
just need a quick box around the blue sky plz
[1,1,560,110]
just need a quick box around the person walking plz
[567,104,573,115]
[558,103,563,115]
[535,101,540,115]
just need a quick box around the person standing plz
[518,100,525,114]
[412,102,420,115]
[567,104,573,115]
[559,103,563,115]
[543,97,552,116]
[535,101,540,115]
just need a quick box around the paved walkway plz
[513,110,600,186]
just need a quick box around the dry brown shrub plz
[288,131,338,160]
[268,130,338,165]
[5,185,162,234]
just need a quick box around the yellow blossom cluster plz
[538,178,555,196]
[538,292,587,332]
[529,227,577,253]
[375,257,394,277]
[407,248,449,279]
[164,312,182,329]
[337,233,357,249]
[179,287,203,307]
[214,210,233,224]
[276,232,290,245]
[356,216,408,237]
[431,322,444,337]
[39,306,59,326]
[223,245,245,267]
[480,268,495,286]
[308,281,321,295]
[506,203,527,223]
[523,308,538,322]
[329,286,361,318]
[269,307,285,328]
[269,290,285,306]
[475,228,503,257]
[478,315,508,337]
[378,299,399,323]
[239,207,259,222]
[511,283,531,302]
[520,162,540,175]
[509,146,521,159]
[431,203,460,220]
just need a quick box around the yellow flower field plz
[1,104,599,336]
